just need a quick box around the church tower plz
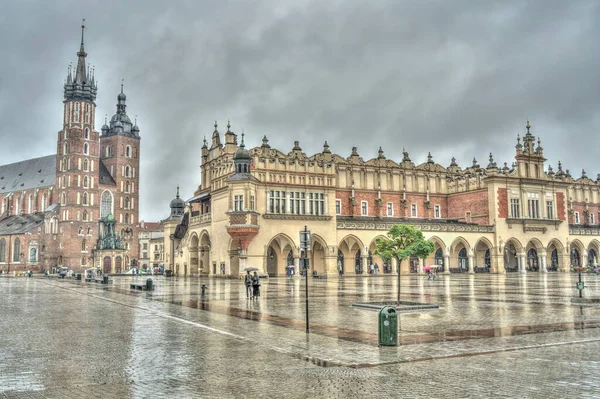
[99,82,141,262]
[55,21,100,268]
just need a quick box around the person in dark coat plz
[252,271,261,298]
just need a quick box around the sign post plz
[300,226,311,333]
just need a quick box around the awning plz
[187,192,211,203]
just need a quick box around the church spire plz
[74,19,88,84]
[64,21,97,103]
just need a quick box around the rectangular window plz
[411,204,418,217]
[434,205,441,219]
[319,193,325,216]
[510,198,521,218]
[361,201,368,216]
[591,213,595,225]
[546,200,554,219]
[336,199,341,215]
[387,202,393,217]
[234,195,243,211]
[309,193,314,215]
[300,192,305,214]
[575,211,580,224]
[143,243,148,250]
[528,199,540,219]
[250,195,255,211]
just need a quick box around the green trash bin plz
[378,306,398,346]
[103,275,109,284]
[146,278,153,291]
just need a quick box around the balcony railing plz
[227,212,259,227]
[190,213,211,226]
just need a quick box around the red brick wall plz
[497,188,508,218]
[556,192,565,221]
[335,190,449,219]
[447,189,489,225]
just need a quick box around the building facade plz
[166,121,600,277]
[0,24,141,274]
[137,221,165,271]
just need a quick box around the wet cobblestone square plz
[2,273,600,398]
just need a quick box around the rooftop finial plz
[104,114,107,124]
[121,79,124,93]
[214,120,218,130]
[526,119,531,133]
[176,185,180,198]
[240,130,245,148]
[134,115,138,125]
[80,19,86,52]
[227,120,231,131]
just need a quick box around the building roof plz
[0,213,45,235]
[139,222,161,231]
[98,160,116,186]
[0,155,56,194]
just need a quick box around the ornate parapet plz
[190,213,211,226]
[263,214,332,221]
[569,225,600,236]
[336,217,494,233]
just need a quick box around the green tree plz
[374,225,434,306]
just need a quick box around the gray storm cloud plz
[0,0,598,221]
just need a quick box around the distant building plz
[165,121,600,277]
[0,24,141,273]
[137,221,164,271]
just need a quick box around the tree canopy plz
[374,224,434,264]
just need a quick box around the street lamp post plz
[300,226,311,333]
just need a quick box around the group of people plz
[244,271,261,299]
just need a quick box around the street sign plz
[300,230,311,250]
[576,282,585,290]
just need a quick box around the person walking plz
[252,271,261,298]
[374,263,379,275]
[244,271,253,299]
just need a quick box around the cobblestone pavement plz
[2,273,600,398]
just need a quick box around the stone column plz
[468,255,474,274]
[443,255,450,274]
[362,255,369,275]
[540,254,548,273]
[518,255,526,273]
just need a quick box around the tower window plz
[126,146,131,158]
[125,166,130,177]
[74,103,80,123]
[83,159,89,171]
[84,128,89,140]
[84,143,89,155]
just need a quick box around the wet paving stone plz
[2,273,600,397]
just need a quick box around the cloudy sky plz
[0,0,598,221]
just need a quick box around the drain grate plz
[290,367,386,378]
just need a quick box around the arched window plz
[61,192,66,205]
[13,238,20,262]
[62,175,66,188]
[28,195,33,213]
[124,197,130,210]
[82,192,88,206]
[84,143,89,155]
[83,176,88,187]
[0,238,5,262]
[83,159,89,171]
[105,146,110,157]
[355,250,363,274]
[63,157,67,171]
[87,227,92,235]
[434,248,444,266]
[550,249,559,271]
[84,128,89,139]
[571,247,581,267]
[29,248,37,262]
[126,146,131,158]
[83,210,88,221]
[100,191,113,219]
[74,103,80,122]
[82,256,86,265]
[126,181,130,193]
[42,193,47,211]
[527,248,539,271]
[78,226,83,235]
[458,248,469,271]
[82,239,86,251]
[125,213,130,224]
[588,249,597,266]
[63,143,68,155]
[125,166,130,177]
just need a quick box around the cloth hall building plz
[0,25,141,274]
[166,121,600,277]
